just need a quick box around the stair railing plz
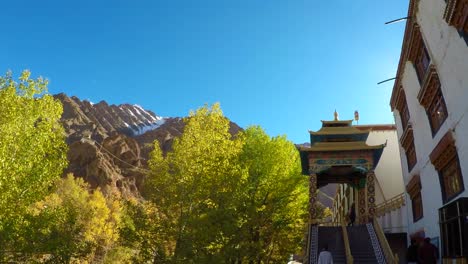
[375,192,405,217]
[317,221,340,227]
[340,219,354,264]
[373,218,399,264]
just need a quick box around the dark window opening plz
[439,198,468,258]
[412,192,423,222]
[415,45,431,84]
[406,142,417,172]
[428,88,448,135]
[401,103,411,130]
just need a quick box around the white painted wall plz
[393,0,468,241]
[329,129,408,233]
[367,129,405,204]
[369,128,408,234]
[378,206,407,234]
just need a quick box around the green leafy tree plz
[118,199,166,263]
[145,103,245,263]
[145,104,312,263]
[231,126,308,263]
[0,70,68,256]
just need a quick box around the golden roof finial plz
[334,109,339,121]
[354,110,359,121]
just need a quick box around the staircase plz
[317,227,346,264]
[347,225,380,264]
[307,223,391,264]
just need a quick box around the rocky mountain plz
[55,94,241,197]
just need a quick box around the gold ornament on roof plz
[354,110,359,121]
[334,110,339,121]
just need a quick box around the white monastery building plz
[390,0,468,261]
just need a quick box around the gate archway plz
[299,116,385,225]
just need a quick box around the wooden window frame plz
[444,0,468,34]
[401,126,417,172]
[406,143,417,172]
[439,155,464,202]
[394,87,412,135]
[417,66,448,136]
[395,88,411,131]
[430,131,465,203]
[427,89,448,135]
[415,45,431,84]
[407,25,431,84]
[411,192,424,222]
[406,174,423,222]
[401,103,411,132]
[439,198,468,258]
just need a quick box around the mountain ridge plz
[55,93,241,197]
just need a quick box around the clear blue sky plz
[1,0,408,143]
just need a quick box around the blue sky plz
[1,0,407,143]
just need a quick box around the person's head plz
[411,239,416,245]
[424,237,431,244]
[322,244,329,251]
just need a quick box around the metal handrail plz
[375,193,405,217]
[373,218,399,264]
[317,221,341,227]
[341,219,354,264]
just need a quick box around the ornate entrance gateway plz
[299,115,386,224]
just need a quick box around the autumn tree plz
[145,103,245,262]
[21,175,123,262]
[0,70,68,257]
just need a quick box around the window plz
[444,0,468,34]
[427,89,448,134]
[439,198,468,258]
[406,143,417,171]
[401,103,411,130]
[394,88,411,130]
[401,126,417,172]
[430,131,465,203]
[415,45,431,83]
[406,175,423,222]
[412,192,423,221]
[418,66,448,136]
[440,156,464,202]
[408,25,431,83]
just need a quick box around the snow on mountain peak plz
[123,104,166,136]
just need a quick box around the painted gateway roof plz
[299,117,387,175]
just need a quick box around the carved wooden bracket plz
[430,131,457,170]
[406,174,422,199]
[417,65,440,108]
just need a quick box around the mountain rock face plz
[55,94,241,197]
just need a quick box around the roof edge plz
[390,0,419,110]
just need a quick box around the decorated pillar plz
[354,187,359,218]
[358,186,366,224]
[366,170,376,222]
[309,173,318,224]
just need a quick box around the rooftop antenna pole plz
[377,77,397,85]
[378,16,409,88]
[384,16,410,25]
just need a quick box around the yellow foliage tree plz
[21,175,122,262]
